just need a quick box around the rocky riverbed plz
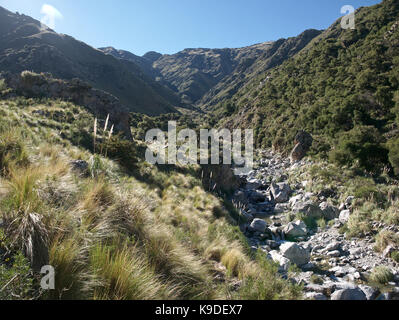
[233,150,399,300]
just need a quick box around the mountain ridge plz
[100,29,321,108]
[0,6,182,116]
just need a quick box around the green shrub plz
[387,137,399,175]
[0,127,29,174]
[310,274,324,285]
[329,126,389,174]
[100,135,140,171]
[391,251,399,263]
[0,230,34,300]
[0,79,7,93]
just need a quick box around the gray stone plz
[326,241,341,252]
[305,292,328,300]
[274,203,289,214]
[249,219,268,233]
[327,250,341,257]
[269,250,291,271]
[359,285,379,300]
[289,195,303,208]
[292,201,323,219]
[319,202,340,220]
[249,191,266,203]
[280,242,311,266]
[283,220,308,238]
[331,288,367,300]
[330,266,357,277]
[270,182,292,203]
[339,210,351,223]
[345,196,355,207]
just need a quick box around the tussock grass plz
[375,230,399,253]
[48,236,91,300]
[369,266,394,286]
[89,243,167,300]
[0,96,302,300]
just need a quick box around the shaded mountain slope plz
[101,30,321,108]
[0,6,181,115]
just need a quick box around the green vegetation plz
[0,96,301,300]
[220,0,399,176]
[369,266,394,286]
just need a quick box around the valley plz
[0,0,399,302]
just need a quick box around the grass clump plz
[369,266,394,286]
[374,230,399,253]
[89,243,167,300]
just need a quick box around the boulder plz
[339,210,351,223]
[234,190,248,205]
[269,250,291,271]
[305,292,328,300]
[345,196,355,207]
[280,242,311,266]
[292,201,323,219]
[331,288,367,300]
[290,131,313,162]
[245,179,262,191]
[270,182,292,203]
[325,241,341,252]
[283,220,308,238]
[249,191,266,203]
[289,195,303,208]
[319,202,340,220]
[249,219,268,233]
[359,285,379,300]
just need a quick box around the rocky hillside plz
[100,29,321,107]
[0,6,181,115]
[233,150,399,300]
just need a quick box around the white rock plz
[339,210,351,223]
[359,285,379,300]
[289,195,303,208]
[270,182,292,203]
[305,292,328,300]
[249,218,268,233]
[269,250,291,271]
[280,242,310,266]
[283,220,308,238]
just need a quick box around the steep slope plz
[221,0,399,156]
[0,6,181,115]
[199,29,322,109]
[101,30,321,107]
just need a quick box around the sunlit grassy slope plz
[0,97,302,300]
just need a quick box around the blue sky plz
[1,0,381,56]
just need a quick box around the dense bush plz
[100,135,142,171]
[387,137,399,175]
[329,126,389,173]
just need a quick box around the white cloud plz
[40,4,63,30]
